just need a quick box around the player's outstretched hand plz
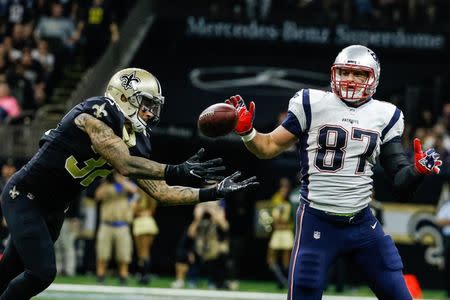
[225,95,255,136]
[413,138,442,175]
[215,171,259,197]
[165,148,226,186]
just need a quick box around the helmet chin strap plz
[130,115,146,133]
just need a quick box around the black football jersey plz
[12,96,152,209]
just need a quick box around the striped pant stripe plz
[289,203,306,300]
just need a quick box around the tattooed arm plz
[137,179,201,206]
[137,171,260,206]
[74,113,166,179]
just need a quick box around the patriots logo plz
[419,149,440,170]
[313,231,321,239]
[367,49,380,67]
[120,71,140,90]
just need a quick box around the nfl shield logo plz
[313,231,321,240]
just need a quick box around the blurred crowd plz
[281,0,449,27]
[0,0,132,125]
[162,0,449,27]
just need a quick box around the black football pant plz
[0,182,64,300]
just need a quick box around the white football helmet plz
[331,45,380,103]
[105,68,164,133]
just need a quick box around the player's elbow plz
[246,144,277,159]
[114,163,131,177]
[114,156,137,177]
[254,147,281,159]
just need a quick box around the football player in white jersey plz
[225,45,442,300]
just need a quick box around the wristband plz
[241,128,256,142]
[164,164,177,186]
[199,187,217,202]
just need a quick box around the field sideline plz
[34,283,418,300]
[35,283,438,300]
[31,276,444,299]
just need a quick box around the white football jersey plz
[282,89,404,213]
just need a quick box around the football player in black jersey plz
[0,68,258,299]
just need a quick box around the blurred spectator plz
[78,0,119,67]
[0,158,16,257]
[133,189,159,285]
[31,39,55,77]
[0,158,16,193]
[438,103,450,153]
[0,48,10,74]
[31,0,51,20]
[95,172,138,285]
[436,199,450,299]
[77,182,100,275]
[432,125,450,175]
[34,1,79,74]
[20,47,44,85]
[245,0,272,21]
[34,2,78,50]
[267,177,293,289]
[289,171,302,220]
[170,228,196,289]
[190,202,229,289]
[3,0,32,34]
[0,82,20,122]
[6,62,35,111]
[54,205,80,277]
[224,190,253,291]
[2,36,21,62]
[11,23,32,51]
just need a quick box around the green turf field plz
[32,275,446,299]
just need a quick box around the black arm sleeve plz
[379,138,424,201]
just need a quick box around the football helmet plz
[331,45,380,103]
[105,68,164,133]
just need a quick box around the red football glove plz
[413,138,442,175]
[225,95,255,136]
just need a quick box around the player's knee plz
[293,251,325,289]
[23,269,56,292]
[31,263,57,283]
[375,236,411,300]
[378,235,403,271]
[379,271,412,300]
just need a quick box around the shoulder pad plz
[82,96,125,136]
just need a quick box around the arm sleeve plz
[381,108,404,144]
[379,138,424,201]
[281,89,308,138]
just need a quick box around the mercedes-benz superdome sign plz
[186,16,446,50]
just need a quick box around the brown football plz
[198,103,238,137]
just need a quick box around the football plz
[197,103,238,137]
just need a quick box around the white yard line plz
[40,283,433,300]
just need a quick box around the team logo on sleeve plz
[419,149,440,170]
[9,185,19,199]
[313,231,321,239]
[92,103,108,118]
[120,71,141,90]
